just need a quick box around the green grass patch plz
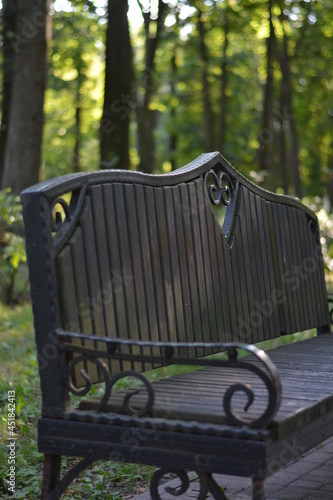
[0,304,154,499]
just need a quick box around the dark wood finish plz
[21,152,332,500]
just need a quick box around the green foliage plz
[37,0,333,204]
[0,304,154,499]
[43,5,105,178]
[0,190,28,305]
[304,196,333,273]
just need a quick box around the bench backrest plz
[21,152,330,415]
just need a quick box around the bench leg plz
[41,453,61,500]
[41,453,94,500]
[252,477,265,500]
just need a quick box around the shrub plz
[0,189,28,304]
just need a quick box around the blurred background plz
[0,0,333,303]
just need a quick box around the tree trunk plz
[72,99,81,173]
[137,0,167,173]
[2,0,50,194]
[218,2,229,152]
[0,0,17,186]
[279,16,302,198]
[169,52,177,170]
[100,0,133,170]
[257,0,276,191]
[197,10,215,152]
[279,86,289,194]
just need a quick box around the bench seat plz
[78,332,333,439]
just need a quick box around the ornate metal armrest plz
[55,329,282,429]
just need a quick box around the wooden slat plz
[56,243,90,386]
[231,188,253,344]
[181,182,205,356]
[294,210,312,327]
[134,184,159,348]
[189,182,212,346]
[289,207,306,330]
[256,197,280,338]
[212,211,233,342]
[201,181,222,342]
[90,186,117,339]
[271,203,293,332]
[174,185,195,344]
[242,188,263,343]
[102,184,130,373]
[123,184,152,370]
[202,196,223,344]
[283,205,301,332]
[152,186,176,344]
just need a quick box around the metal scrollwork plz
[109,370,154,417]
[67,358,154,416]
[150,469,227,499]
[308,219,320,245]
[150,469,190,498]
[59,330,281,429]
[222,343,281,429]
[67,355,112,412]
[205,169,234,206]
[51,197,70,233]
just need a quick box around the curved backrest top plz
[21,152,315,218]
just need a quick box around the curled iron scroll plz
[150,469,226,499]
[205,169,234,206]
[67,358,154,416]
[222,343,282,429]
[150,469,190,498]
[67,355,112,412]
[51,197,70,233]
[308,219,320,245]
[108,370,154,417]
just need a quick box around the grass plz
[0,303,154,499]
[0,301,322,499]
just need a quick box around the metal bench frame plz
[21,152,333,499]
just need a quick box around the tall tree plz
[257,0,276,191]
[278,10,301,198]
[278,89,289,194]
[136,0,168,173]
[0,0,17,185]
[100,0,133,169]
[169,51,178,170]
[218,0,230,152]
[2,0,51,193]
[197,8,215,152]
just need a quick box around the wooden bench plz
[21,152,333,500]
